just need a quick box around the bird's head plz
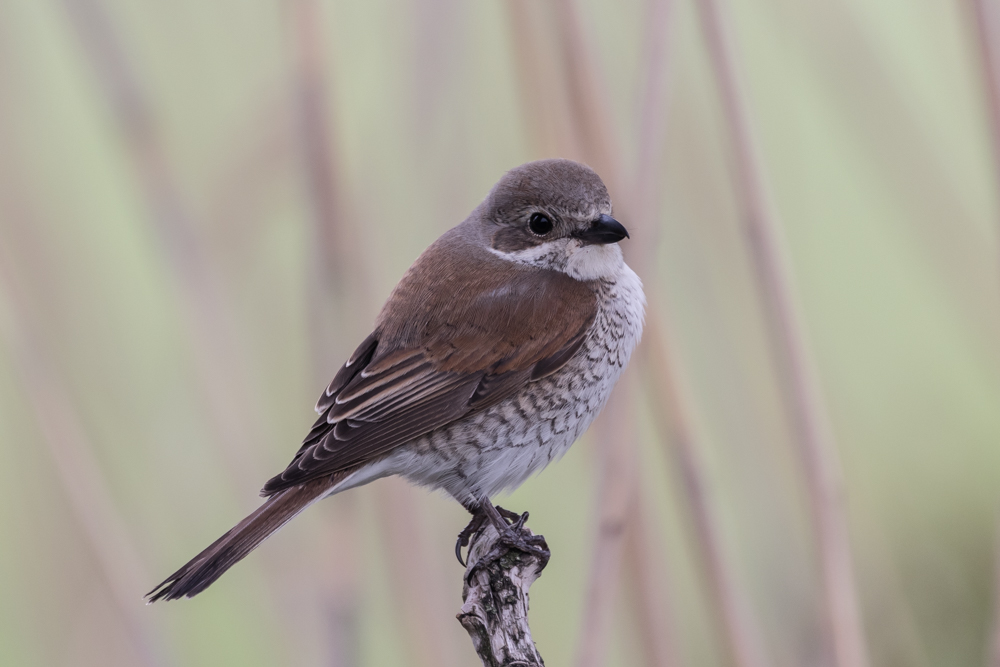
[479,159,628,281]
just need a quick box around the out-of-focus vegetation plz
[1,0,999,666]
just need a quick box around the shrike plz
[148,158,644,602]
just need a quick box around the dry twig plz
[458,522,548,667]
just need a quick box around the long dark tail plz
[146,480,330,602]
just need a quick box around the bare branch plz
[458,523,548,667]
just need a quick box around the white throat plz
[564,243,624,281]
[489,240,625,282]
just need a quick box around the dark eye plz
[528,213,554,236]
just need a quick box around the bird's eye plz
[528,213,554,236]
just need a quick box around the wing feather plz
[261,230,597,496]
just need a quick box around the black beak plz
[574,214,630,245]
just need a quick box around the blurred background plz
[2,0,1000,666]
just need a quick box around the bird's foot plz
[490,511,550,568]
[495,505,523,525]
[465,504,550,575]
[455,504,550,568]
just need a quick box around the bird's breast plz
[392,264,645,500]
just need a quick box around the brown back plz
[262,225,598,495]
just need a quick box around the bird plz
[146,158,645,602]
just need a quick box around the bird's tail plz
[146,479,331,602]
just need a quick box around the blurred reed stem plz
[965,17,1000,565]
[992,517,1000,667]
[642,317,768,667]
[517,1,772,665]
[694,0,870,665]
[618,2,681,666]
[288,0,356,365]
[207,92,294,246]
[629,2,767,665]
[505,0,580,158]
[562,4,773,667]
[286,3,458,665]
[780,1,1000,346]
[633,0,675,247]
[550,0,622,184]
[286,3,364,665]
[623,487,679,667]
[59,0,329,660]
[576,375,645,667]
[530,3,674,666]
[377,480,462,667]
[58,0,271,499]
[0,255,169,667]
[970,0,1000,252]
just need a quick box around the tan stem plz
[693,0,870,665]
[0,261,168,667]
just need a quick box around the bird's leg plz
[495,505,524,526]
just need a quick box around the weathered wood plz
[457,523,548,666]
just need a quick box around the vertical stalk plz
[970,0,1000,252]
[58,0,269,499]
[574,375,644,667]
[643,318,768,667]
[617,3,682,666]
[693,1,870,665]
[970,0,1000,354]
[540,5,671,667]
[623,489,679,667]
[286,3,457,665]
[505,0,581,159]
[516,1,769,665]
[0,257,169,667]
[991,517,1000,667]
[59,0,318,660]
[284,4,362,664]
[377,481,462,667]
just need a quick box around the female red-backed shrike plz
[148,158,644,601]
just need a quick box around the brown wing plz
[261,228,597,496]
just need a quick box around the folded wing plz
[261,234,596,496]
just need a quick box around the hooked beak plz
[574,214,630,245]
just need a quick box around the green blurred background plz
[1,0,1000,666]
